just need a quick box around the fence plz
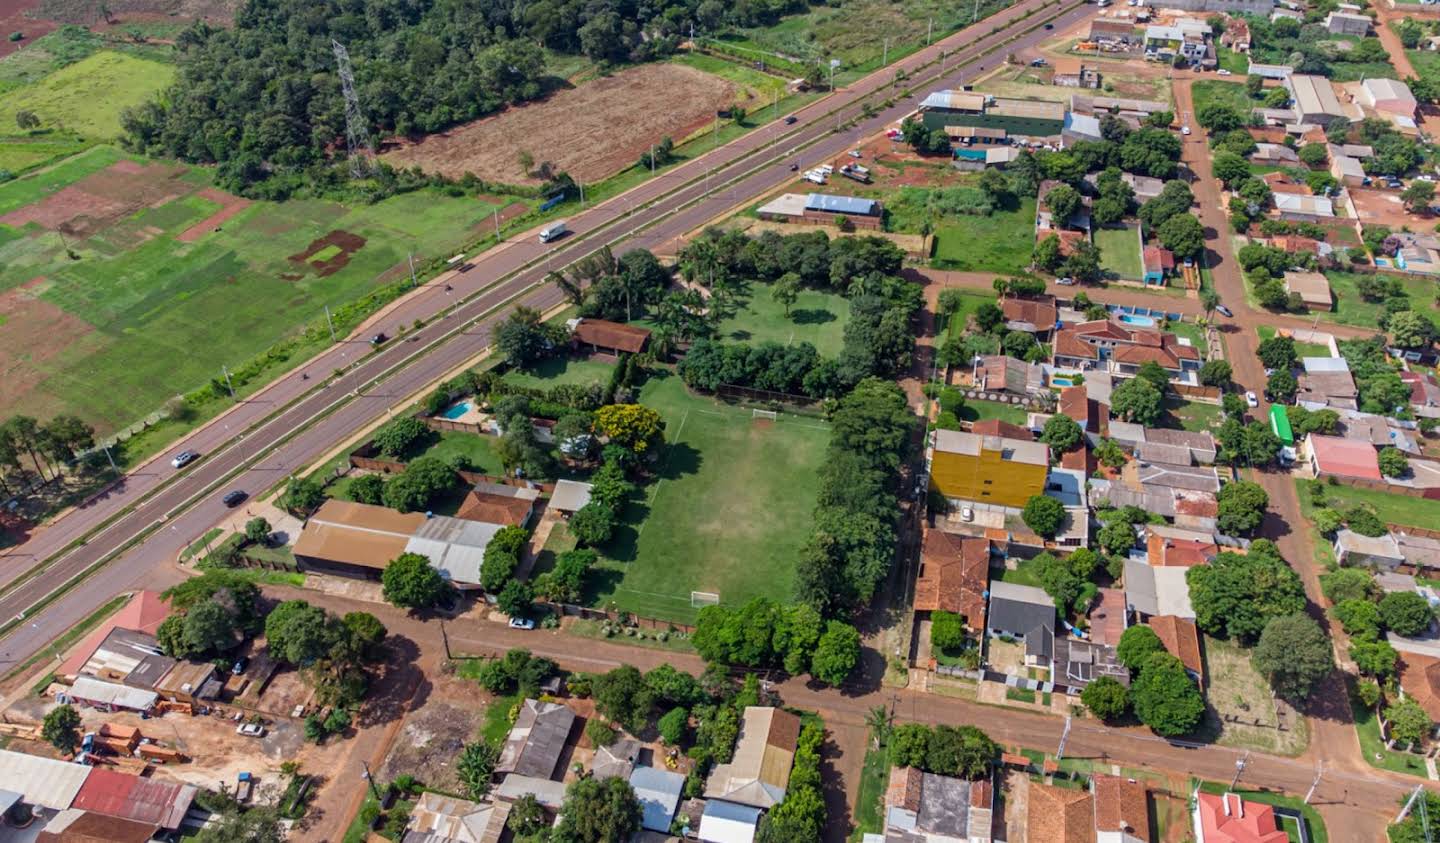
[1169,382,1222,403]
[425,415,486,435]
[712,384,827,416]
[1320,471,1440,501]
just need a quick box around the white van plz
[539,221,568,243]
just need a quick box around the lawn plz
[1165,397,1223,433]
[1197,635,1310,756]
[957,398,1030,426]
[0,51,174,138]
[1166,319,1205,351]
[931,196,1038,275]
[671,52,786,99]
[0,145,508,436]
[1296,479,1440,530]
[1190,80,1253,117]
[1408,48,1440,90]
[503,356,616,389]
[939,290,997,339]
[1256,325,1331,359]
[1095,225,1141,281]
[1322,270,1439,329]
[849,743,890,842]
[996,558,1044,588]
[1197,782,1328,843]
[1215,46,1248,75]
[586,370,830,623]
[1352,697,1430,778]
[714,281,852,356]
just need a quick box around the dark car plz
[222,489,248,507]
[1216,304,1233,318]
[784,115,798,125]
[370,332,387,345]
[1043,22,1053,28]
[231,657,248,675]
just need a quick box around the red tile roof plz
[1028,782,1093,843]
[571,318,650,353]
[915,530,990,628]
[1002,295,1059,329]
[1089,588,1128,647]
[58,591,170,676]
[1398,651,1440,721]
[454,488,537,527]
[1261,171,1311,195]
[885,766,923,812]
[1092,775,1151,841]
[1195,792,1288,843]
[1055,329,1100,360]
[1146,534,1217,567]
[1149,615,1205,684]
[71,768,196,830]
[1309,434,1383,481]
[1061,443,1096,474]
[1142,246,1175,274]
[972,418,1034,440]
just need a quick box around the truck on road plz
[539,221,569,243]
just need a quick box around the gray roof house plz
[1124,560,1195,619]
[987,581,1056,663]
[1135,461,1221,493]
[884,767,993,843]
[630,766,686,833]
[1334,529,1404,568]
[495,699,576,779]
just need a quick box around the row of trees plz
[0,413,98,492]
[692,597,861,685]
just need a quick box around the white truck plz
[803,171,827,185]
[539,221,568,243]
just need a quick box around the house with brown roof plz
[1002,296,1059,338]
[976,355,1047,396]
[1092,774,1151,843]
[454,481,540,528]
[1150,615,1205,687]
[971,418,1035,440]
[1051,320,1202,383]
[1142,246,1175,286]
[1060,385,1108,436]
[916,530,991,630]
[1282,271,1332,311]
[1028,781,1093,843]
[705,707,801,809]
[1089,588,1129,647]
[569,318,650,355]
[1398,651,1440,722]
[1146,525,1218,567]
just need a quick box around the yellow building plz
[928,430,1048,508]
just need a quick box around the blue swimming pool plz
[441,401,473,420]
[1118,313,1156,327]
[1052,376,1077,387]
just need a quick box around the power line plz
[333,39,375,179]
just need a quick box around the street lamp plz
[361,760,382,801]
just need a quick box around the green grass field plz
[0,134,91,173]
[503,356,616,389]
[931,196,1037,274]
[1322,270,1440,329]
[0,51,174,138]
[1095,225,1140,280]
[1294,478,1440,530]
[0,145,509,433]
[671,52,786,98]
[1257,325,1330,358]
[1190,80,1253,116]
[586,371,829,622]
[715,282,851,356]
[940,290,996,338]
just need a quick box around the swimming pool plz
[1117,313,1156,327]
[1052,376,1077,387]
[441,401,473,420]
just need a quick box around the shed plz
[1270,405,1294,446]
[67,676,157,713]
[570,318,651,355]
[70,767,196,830]
[34,810,157,843]
[1306,434,1382,481]
[804,193,880,217]
[1334,529,1404,568]
[549,480,593,514]
[0,749,92,810]
[496,699,576,780]
[631,766,686,833]
[698,800,763,843]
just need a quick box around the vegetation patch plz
[0,50,174,137]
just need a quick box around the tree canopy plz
[1252,613,1334,700]
[1186,541,1306,642]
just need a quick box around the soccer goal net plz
[690,591,721,608]
[751,408,778,421]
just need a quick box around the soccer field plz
[586,371,830,623]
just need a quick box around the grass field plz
[1322,270,1439,329]
[931,196,1037,274]
[940,290,996,338]
[1190,80,1253,116]
[1293,478,1440,530]
[715,281,851,356]
[1095,225,1140,281]
[0,134,90,173]
[0,51,174,137]
[1257,325,1331,359]
[586,371,829,622]
[1408,48,1440,90]
[957,399,1030,426]
[0,145,508,434]
[1215,46,1248,75]
[503,356,616,389]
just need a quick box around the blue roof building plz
[629,766,686,833]
[804,193,880,216]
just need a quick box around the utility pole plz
[579,180,585,207]
[493,207,502,240]
[361,760,382,801]
[101,444,117,473]
[324,305,336,342]
[972,0,980,23]
[883,38,889,66]
[1056,715,1072,760]
[649,144,656,174]
[1303,762,1323,805]
[927,17,933,44]
[407,252,417,287]
[1229,752,1249,791]
[221,365,235,398]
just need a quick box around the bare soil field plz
[382,63,738,186]
[0,277,98,419]
[35,0,238,25]
[0,159,190,236]
[0,0,57,58]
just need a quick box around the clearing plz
[0,50,174,137]
[1322,270,1440,329]
[708,280,851,357]
[1095,225,1141,281]
[930,196,1037,274]
[1197,634,1308,756]
[382,62,740,185]
[584,370,830,622]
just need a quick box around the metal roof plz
[71,767,196,830]
[630,766,686,832]
[549,479,593,512]
[699,800,763,843]
[0,749,91,810]
[68,676,157,711]
[920,90,987,111]
[1287,74,1346,119]
[406,516,499,586]
[804,193,879,216]
[495,774,567,809]
[495,699,575,779]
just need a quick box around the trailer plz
[538,221,569,243]
[840,164,871,183]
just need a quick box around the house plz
[1060,385,1107,436]
[927,430,1049,509]
[456,482,540,528]
[705,707,801,809]
[1054,633,1128,687]
[883,766,993,843]
[1090,588,1129,647]
[1146,525,1218,567]
[0,750,92,810]
[631,767,686,833]
[495,774,567,809]
[1251,143,1299,165]
[1281,270,1332,311]
[1135,461,1221,494]
[1150,615,1206,686]
[1360,77,1418,119]
[1144,21,1211,63]
[803,193,883,228]
[1114,426,1217,464]
[1124,559,1195,619]
[152,660,220,705]
[1053,58,1101,89]
[1051,319,1202,382]
[971,418,1034,440]
[975,355,1047,395]
[65,676,157,714]
[570,318,650,355]
[1194,791,1289,843]
[1398,652,1440,722]
[292,500,430,581]
[1062,112,1104,145]
[1336,410,1419,454]
[57,590,170,680]
[916,530,991,630]
[65,626,168,687]
[1304,434,1382,481]
[1273,192,1335,221]
[1137,441,1194,466]
[1402,369,1440,410]
[1330,153,1367,186]
[404,791,511,843]
[1324,10,1371,34]
[1088,17,1139,45]
[1220,17,1251,51]
[1399,532,1440,574]
[1334,528,1404,567]
[35,810,157,843]
[1001,295,1059,337]
[1247,61,1293,80]
[1093,775,1152,843]
[987,581,1056,665]
[698,799,764,843]
[1259,171,1309,196]
[549,479,593,515]
[1028,781,1094,843]
[1297,357,1358,409]
[496,699,576,780]
[1142,245,1175,286]
[69,768,196,832]
[1378,570,1420,593]
[1070,95,1171,118]
[1284,75,1349,127]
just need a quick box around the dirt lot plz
[0,159,192,237]
[0,0,57,58]
[378,670,486,796]
[1348,186,1433,229]
[0,277,98,420]
[381,63,738,185]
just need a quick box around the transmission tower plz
[332,39,375,179]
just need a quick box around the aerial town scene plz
[8,0,1440,840]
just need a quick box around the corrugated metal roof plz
[804,193,878,216]
[406,516,499,586]
[68,676,157,711]
[0,749,91,810]
[71,768,196,830]
[631,767,686,832]
[549,480,593,512]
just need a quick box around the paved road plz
[0,0,1097,670]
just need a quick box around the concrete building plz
[927,430,1049,508]
[1360,77,1418,119]
[1144,22,1211,62]
[1324,10,1371,34]
[919,90,1066,137]
[1274,192,1335,221]
[1282,270,1332,310]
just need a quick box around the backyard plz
[584,370,830,622]
[1095,225,1141,281]
[1257,325,1331,359]
[1321,270,1440,329]
[939,289,997,339]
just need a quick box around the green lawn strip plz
[1292,478,1341,571]
[564,618,698,653]
[931,196,1038,274]
[15,592,128,687]
[340,791,382,843]
[996,558,1044,588]
[585,371,829,623]
[1006,686,1036,703]
[502,356,617,389]
[957,399,1030,426]
[1216,47,1248,74]
[1095,225,1141,281]
[849,742,891,842]
[180,527,223,563]
[1196,782,1329,843]
[1351,698,1429,779]
[1256,326,1330,359]
[1321,270,1439,329]
[1408,48,1440,89]
[479,692,521,745]
[1297,480,1440,530]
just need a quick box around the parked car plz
[1056,276,1076,285]
[1043,22,1053,28]
[1216,304,1233,317]
[1217,69,1231,76]
[1181,125,1191,135]
[170,450,199,469]
[508,617,536,630]
[1245,391,1259,408]
[849,150,862,158]
[231,657,248,675]
[236,723,265,738]
[222,489,248,507]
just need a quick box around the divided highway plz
[0,0,1095,668]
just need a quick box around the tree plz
[1110,376,1163,426]
[1380,590,1435,636]
[569,501,616,546]
[179,600,240,656]
[1045,184,1082,224]
[1252,613,1334,700]
[496,306,554,367]
[657,707,689,745]
[1157,213,1205,260]
[497,580,534,618]
[975,302,1004,333]
[244,517,271,544]
[594,404,663,454]
[1098,519,1138,556]
[1388,698,1434,746]
[773,272,801,317]
[1298,143,1328,167]
[1212,151,1251,187]
[508,794,547,838]
[1322,567,1378,604]
[14,109,38,130]
[1199,360,1232,388]
[1379,446,1410,478]
[382,552,448,610]
[1257,334,1297,371]
[595,665,654,733]
[1333,598,1382,637]
[343,611,388,660]
[1187,543,1307,642]
[1081,675,1129,720]
[1128,652,1205,736]
[1021,495,1066,539]
[1351,637,1399,679]
[930,610,967,652]
[457,741,499,799]
[1032,234,1063,272]
[1040,413,1083,455]
[1267,370,1297,403]
[280,475,325,516]
[1403,179,1436,213]
[1216,480,1268,536]
[192,807,284,843]
[1116,624,1165,670]
[264,600,333,666]
[811,621,860,685]
[373,416,429,458]
[1389,310,1434,349]
[42,704,81,753]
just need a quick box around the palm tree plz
[549,270,584,307]
[865,704,890,748]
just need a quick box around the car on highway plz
[1216,304,1233,317]
[236,723,265,738]
[1043,22,1053,28]
[370,332,388,345]
[171,450,199,469]
[508,617,535,630]
[222,489,248,507]
[785,115,797,124]
[1245,391,1259,408]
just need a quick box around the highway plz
[0,0,1095,669]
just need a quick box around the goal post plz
[751,408,778,421]
[690,591,721,608]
